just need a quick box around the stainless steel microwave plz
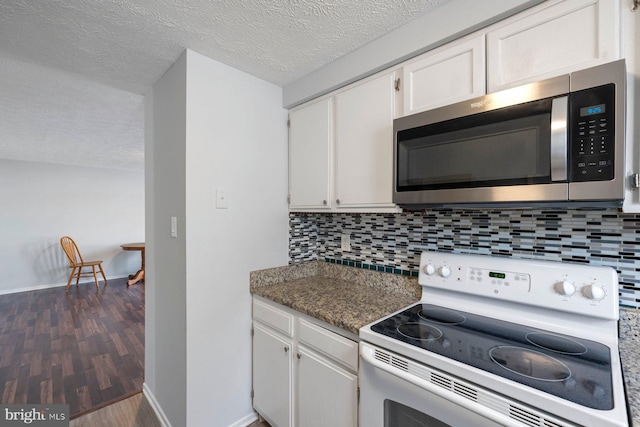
[393,59,626,207]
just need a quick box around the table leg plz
[127,248,145,286]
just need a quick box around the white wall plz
[146,51,188,427]
[143,83,156,403]
[0,158,144,293]
[145,49,288,427]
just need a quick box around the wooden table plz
[121,243,145,286]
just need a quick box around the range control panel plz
[418,251,619,320]
[569,83,616,182]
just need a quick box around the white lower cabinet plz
[297,347,357,427]
[252,296,358,427]
[253,323,293,427]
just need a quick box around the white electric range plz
[359,251,630,427]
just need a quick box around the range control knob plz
[423,264,436,275]
[554,280,576,296]
[582,284,606,301]
[438,266,451,278]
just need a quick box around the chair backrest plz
[60,236,84,266]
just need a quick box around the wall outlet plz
[341,234,351,252]
[216,188,229,209]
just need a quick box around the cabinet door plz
[334,71,397,209]
[623,2,640,212]
[297,348,357,427]
[403,35,486,115]
[289,98,333,210]
[253,323,292,427]
[487,0,619,92]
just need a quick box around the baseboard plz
[228,412,258,427]
[0,275,128,296]
[143,383,172,427]
[141,384,258,427]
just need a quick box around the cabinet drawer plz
[253,299,294,337]
[298,318,358,371]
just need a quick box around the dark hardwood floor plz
[0,278,145,418]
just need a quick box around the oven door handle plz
[361,343,525,427]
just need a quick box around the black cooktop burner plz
[489,346,571,381]
[370,303,613,410]
[526,332,588,355]
[397,322,442,341]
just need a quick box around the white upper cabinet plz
[288,98,333,210]
[487,0,619,93]
[403,34,486,116]
[334,71,398,209]
[622,1,640,212]
[288,71,400,212]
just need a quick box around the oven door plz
[360,342,556,427]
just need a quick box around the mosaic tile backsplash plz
[289,209,640,310]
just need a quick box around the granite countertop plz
[619,309,640,425]
[250,261,420,335]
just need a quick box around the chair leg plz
[75,267,82,287]
[65,267,76,292]
[92,265,99,289]
[98,264,107,285]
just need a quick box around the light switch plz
[171,216,178,238]
[216,189,229,209]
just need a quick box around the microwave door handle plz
[550,96,568,181]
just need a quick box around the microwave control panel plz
[568,84,615,182]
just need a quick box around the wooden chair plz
[60,236,107,292]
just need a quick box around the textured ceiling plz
[0,0,447,170]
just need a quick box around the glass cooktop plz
[371,303,613,410]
